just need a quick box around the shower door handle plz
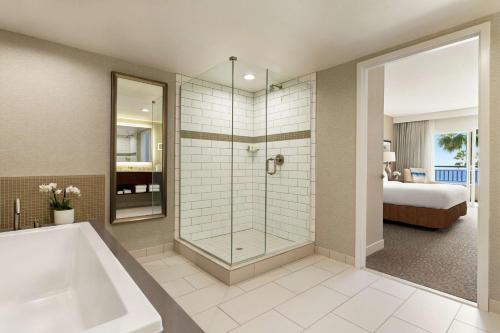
[266,157,276,175]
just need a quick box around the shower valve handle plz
[266,157,276,175]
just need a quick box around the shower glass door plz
[179,58,268,264]
[264,72,312,250]
[151,96,163,216]
[231,60,268,263]
[179,58,312,265]
[179,60,233,264]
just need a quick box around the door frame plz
[355,23,491,310]
[470,129,478,204]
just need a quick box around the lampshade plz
[383,151,396,163]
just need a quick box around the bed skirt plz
[383,202,467,229]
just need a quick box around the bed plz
[383,181,468,228]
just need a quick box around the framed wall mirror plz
[110,72,167,223]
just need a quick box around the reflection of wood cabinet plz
[116,171,162,209]
[116,172,162,194]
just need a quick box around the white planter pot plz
[54,209,75,225]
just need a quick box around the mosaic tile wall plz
[0,175,105,230]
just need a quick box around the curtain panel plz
[393,120,433,179]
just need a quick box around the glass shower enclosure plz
[179,57,312,265]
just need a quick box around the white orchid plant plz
[39,183,81,210]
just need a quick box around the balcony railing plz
[434,166,478,184]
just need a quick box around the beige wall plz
[433,115,478,133]
[384,115,394,142]
[0,29,176,250]
[316,61,357,255]
[316,13,500,302]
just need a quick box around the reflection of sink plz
[0,223,162,333]
[116,206,163,219]
[116,162,154,172]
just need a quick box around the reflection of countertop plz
[116,170,154,173]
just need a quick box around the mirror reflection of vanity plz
[111,72,167,223]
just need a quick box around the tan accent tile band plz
[0,175,105,230]
[181,130,234,142]
[180,130,310,143]
[255,130,311,143]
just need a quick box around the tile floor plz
[137,252,500,333]
[189,229,298,263]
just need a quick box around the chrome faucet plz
[14,198,21,230]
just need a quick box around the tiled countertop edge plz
[85,220,203,333]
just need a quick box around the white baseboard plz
[366,239,384,256]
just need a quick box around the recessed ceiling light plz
[243,73,255,81]
[141,108,149,112]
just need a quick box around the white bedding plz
[383,181,468,209]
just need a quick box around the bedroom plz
[365,37,480,302]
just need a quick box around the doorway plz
[355,23,490,310]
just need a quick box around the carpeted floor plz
[367,207,477,301]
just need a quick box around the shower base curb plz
[174,238,314,285]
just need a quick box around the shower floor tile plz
[190,229,297,263]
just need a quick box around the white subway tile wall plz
[254,79,311,136]
[175,72,316,263]
[252,78,313,244]
[252,139,311,242]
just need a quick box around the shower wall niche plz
[177,58,315,265]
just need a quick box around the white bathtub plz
[0,223,162,333]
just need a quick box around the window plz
[434,130,478,202]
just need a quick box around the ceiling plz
[384,37,479,117]
[117,125,148,136]
[117,78,163,122]
[194,59,291,92]
[0,1,499,80]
